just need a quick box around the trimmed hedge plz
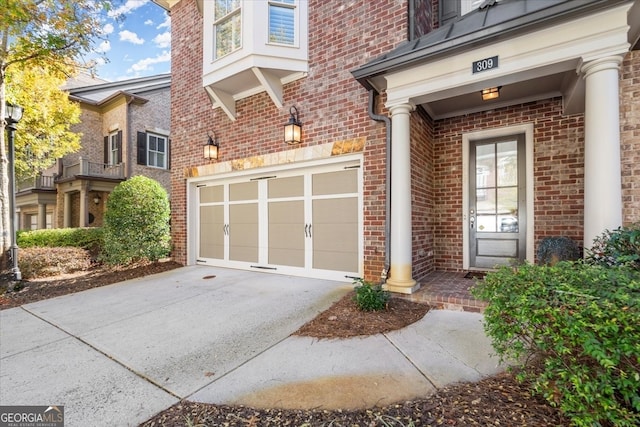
[17,227,103,249]
[101,176,170,265]
[473,262,640,426]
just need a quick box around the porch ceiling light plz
[284,106,302,145]
[481,86,501,101]
[204,132,219,160]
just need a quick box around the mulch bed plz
[294,291,431,338]
[0,260,182,310]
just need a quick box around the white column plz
[37,204,46,229]
[385,103,419,294]
[581,55,624,249]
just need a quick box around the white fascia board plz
[385,4,632,108]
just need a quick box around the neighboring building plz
[16,74,172,230]
[154,0,640,291]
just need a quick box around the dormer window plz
[214,0,242,60]
[269,0,296,45]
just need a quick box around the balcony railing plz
[60,158,125,180]
[17,175,56,192]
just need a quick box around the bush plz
[17,227,103,249]
[353,278,390,311]
[586,224,640,269]
[536,236,581,265]
[19,247,92,279]
[102,176,171,265]
[472,262,640,426]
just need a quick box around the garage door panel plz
[312,198,358,272]
[229,204,258,263]
[312,169,357,195]
[199,205,224,259]
[269,200,304,267]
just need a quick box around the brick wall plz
[169,0,407,278]
[620,50,640,225]
[130,88,172,195]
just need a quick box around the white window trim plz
[147,132,168,170]
[213,0,242,61]
[267,0,298,47]
[109,131,119,166]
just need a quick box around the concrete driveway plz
[0,266,351,426]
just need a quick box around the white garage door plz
[194,158,362,281]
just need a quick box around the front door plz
[469,134,526,268]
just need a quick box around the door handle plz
[469,210,475,229]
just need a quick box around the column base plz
[384,278,420,294]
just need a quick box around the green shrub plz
[586,224,640,269]
[353,278,390,311]
[472,262,640,426]
[536,236,581,265]
[102,176,171,265]
[19,246,92,279]
[17,227,103,249]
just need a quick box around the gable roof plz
[353,0,632,89]
[67,73,171,106]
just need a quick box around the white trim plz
[462,123,534,269]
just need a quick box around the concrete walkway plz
[0,266,502,426]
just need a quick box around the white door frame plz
[462,123,535,269]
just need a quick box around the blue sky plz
[92,0,171,81]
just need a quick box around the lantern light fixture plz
[481,86,501,101]
[204,132,219,160]
[283,106,302,145]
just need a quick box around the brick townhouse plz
[16,74,172,230]
[153,0,640,293]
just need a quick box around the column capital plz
[386,102,415,116]
[580,55,625,78]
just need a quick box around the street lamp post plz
[5,103,23,282]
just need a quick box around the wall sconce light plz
[481,86,501,101]
[283,106,302,145]
[93,194,101,205]
[204,132,219,160]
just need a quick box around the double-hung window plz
[214,0,241,60]
[269,0,296,45]
[147,133,167,169]
[109,132,119,165]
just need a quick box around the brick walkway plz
[399,271,488,312]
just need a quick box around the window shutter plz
[137,131,147,165]
[117,131,123,164]
[167,138,171,170]
[104,136,109,164]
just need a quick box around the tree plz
[102,176,171,265]
[0,0,114,263]
[6,63,82,181]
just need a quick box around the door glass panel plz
[476,143,495,188]
[497,187,518,232]
[497,140,517,186]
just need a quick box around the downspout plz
[126,95,134,178]
[368,89,391,284]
